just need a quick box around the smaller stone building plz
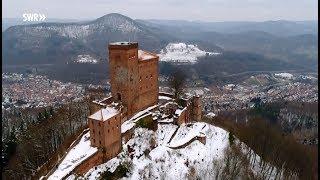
[88,107,122,159]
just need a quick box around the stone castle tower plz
[108,42,159,118]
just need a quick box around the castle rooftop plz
[88,107,119,121]
[108,42,138,49]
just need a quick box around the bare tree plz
[169,69,186,99]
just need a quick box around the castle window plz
[93,139,95,143]
[108,129,110,133]
[108,121,110,125]
[117,93,121,101]
[117,125,119,129]
[99,141,101,145]
[98,131,100,135]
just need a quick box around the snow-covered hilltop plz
[274,72,293,79]
[15,13,142,39]
[74,55,98,64]
[46,121,282,180]
[158,43,220,64]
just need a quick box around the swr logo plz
[22,13,46,22]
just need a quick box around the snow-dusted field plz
[158,43,220,64]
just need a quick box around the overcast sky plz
[3,0,318,21]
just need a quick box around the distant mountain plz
[191,31,318,70]
[2,14,318,84]
[137,19,318,36]
[136,19,318,71]
[2,13,172,65]
[2,18,85,32]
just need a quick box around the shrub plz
[100,161,132,180]
[135,115,156,130]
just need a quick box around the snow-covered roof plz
[88,107,119,121]
[109,42,137,46]
[138,50,158,61]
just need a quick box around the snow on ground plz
[168,123,206,148]
[74,55,98,64]
[175,107,186,116]
[47,132,98,180]
[206,112,216,118]
[158,42,220,64]
[155,124,178,145]
[299,75,317,80]
[159,95,172,100]
[84,155,123,178]
[81,122,230,179]
[274,72,293,79]
[121,105,158,133]
[157,117,175,123]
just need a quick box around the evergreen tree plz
[228,131,235,145]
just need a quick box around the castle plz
[87,42,202,165]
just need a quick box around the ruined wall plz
[73,151,104,176]
[177,108,188,125]
[192,96,202,121]
[122,128,134,144]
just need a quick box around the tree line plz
[203,105,318,179]
[2,98,91,179]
